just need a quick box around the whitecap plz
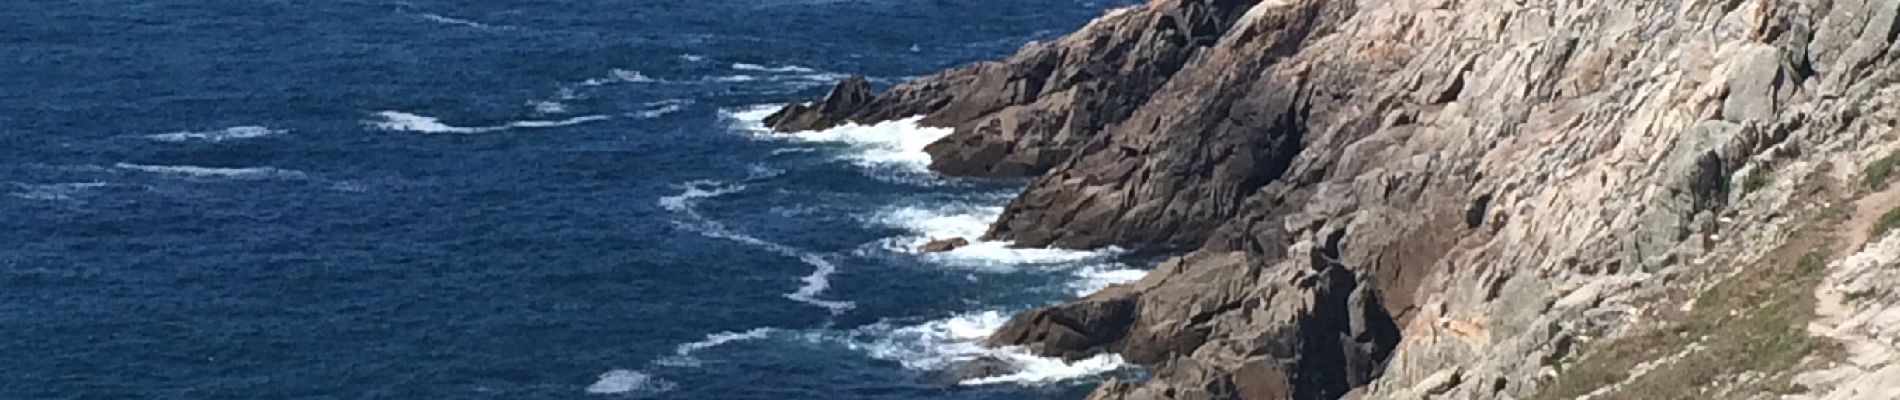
[367,111,609,134]
[612,69,657,83]
[417,13,512,30]
[732,63,818,74]
[654,328,776,368]
[707,75,759,83]
[585,370,676,395]
[633,100,691,119]
[658,180,855,314]
[679,54,707,62]
[114,163,307,180]
[581,69,660,86]
[530,100,568,115]
[145,126,286,142]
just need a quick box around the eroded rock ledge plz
[767,0,1259,178]
[774,0,1900,398]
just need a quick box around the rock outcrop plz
[767,0,1262,178]
[777,0,1900,398]
[918,237,971,253]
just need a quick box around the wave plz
[845,311,1131,386]
[9,182,113,201]
[416,13,514,30]
[529,100,568,115]
[585,370,675,395]
[658,180,855,314]
[654,328,776,368]
[732,63,818,73]
[367,111,609,134]
[145,126,286,142]
[679,54,706,63]
[113,163,308,180]
[633,99,692,119]
[581,69,661,86]
[725,105,954,176]
[866,204,1125,269]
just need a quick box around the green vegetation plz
[1532,246,1834,400]
[1863,150,1900,190]
[1743,168,1772,194]
[1875,205,1900,239]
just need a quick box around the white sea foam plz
[530,100,568,115]
[848,311,1131,386]
[633,100,691,119]
[659,180,855,314]
[1068,264,1148,297]
[581,69,660,86]
[612,69,657,83]
[585,370,675,395]
[707,75,759,83]
[680,54,706,62]
[114,163,307,180]
[866,204,1125,269]
[145,126,285,142]
[417,13,510,30]
[732,63,818,73]
[367,111,609,134]
[725,105,954,173]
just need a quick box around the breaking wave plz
[113,163,308,180]
[145,126,286,142]
[844,311,1132,386]
[367,111,609,134]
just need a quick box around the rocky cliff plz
[774,0,1900,398]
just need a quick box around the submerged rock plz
[918,237,971,253]
[937,356,1019,385]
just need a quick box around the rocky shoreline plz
[772,0,1900,398]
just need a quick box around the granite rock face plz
[778,0,1900,398]
[768,0,1261,178]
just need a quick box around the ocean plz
[0,1,1152,398]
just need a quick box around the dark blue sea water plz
[1,1,1151,399]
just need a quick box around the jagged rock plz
[763,76,874,132]
[918,237,971,253]
[770,0,1900,397]
[767,0,1262,178]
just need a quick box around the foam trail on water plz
[368,111,609,134]
[145,126,285,142]
[114,163,307,180]
[632,100,692,119]
[654,328,776,368]
[585,370,675,395]
[658,180,855,314]
[731,63,818,73]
